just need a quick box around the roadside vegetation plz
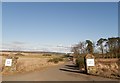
[71,37,120,59]
[1,53,65,75]
[48,57,63,64]
[71,37,120,79]
[1,37,119,78]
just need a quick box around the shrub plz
[48,57,63,64]
[15,53,24,56]
[42,54,52,56]
[117,54,120,58]
[53,59,59,64]
[2,54,9,56]
[63,54,70,58]
[112,54,117,58]
[75,57,85,69]
[58,58,63,61]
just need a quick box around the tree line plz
[71,37,120,58]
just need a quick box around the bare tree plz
[78,41,86,54]
[71,44,80,58]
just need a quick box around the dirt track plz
[2,62,119,81]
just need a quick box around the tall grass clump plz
[48,57,63,64]
[75,57,85,69]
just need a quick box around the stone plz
[85,54,95,74]
[2,53,19,73]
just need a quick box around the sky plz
[1,0,120,2]
[2,2,118,53]
[0,1,1,80]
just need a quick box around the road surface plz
[2,62,119,81]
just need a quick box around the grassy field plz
[1,54,65,75]
[0,56,2,72]
[18,54,62,58]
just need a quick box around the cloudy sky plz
[2,2,118,53]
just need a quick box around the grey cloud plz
[12,41,26,45]
[1,42,71,53]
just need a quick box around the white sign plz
[5,59,12,66]
[87,59,95,66]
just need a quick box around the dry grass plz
[18,54,62,58]
[0,56,2,72]
[1,55,64,75]
[16,58,48,72]
[96,58,119,62]
[94,58,120,79]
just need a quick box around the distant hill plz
[0,50,66,55]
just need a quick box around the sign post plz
[2,54,19,72]
[85,54,95,74]
[5,59,12,66]
[86,59,95,66]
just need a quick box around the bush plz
[53,59,59,63]
[58,58,63,61]
[15,53,24,56]
[75,57,85,69]
[2,54,9,56]
[48,57,63,64]
[117,54,120,58]
[42,54,52,56]
[63,54,70,58]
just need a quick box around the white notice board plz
[86,59,95,66]
[5,59,12,66]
